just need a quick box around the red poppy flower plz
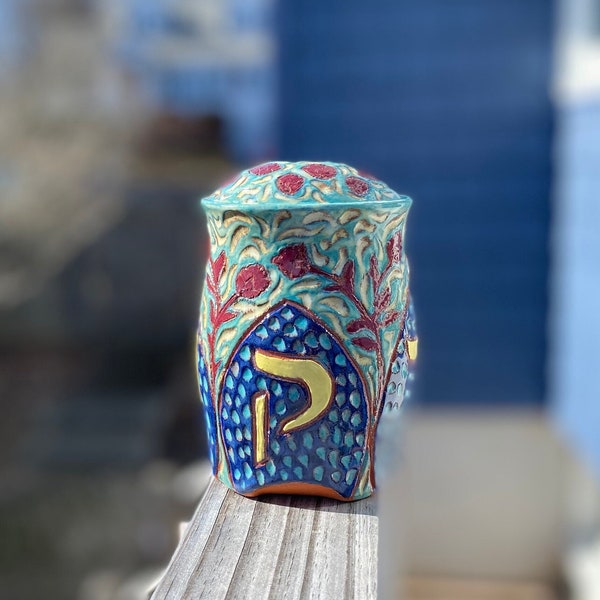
[272,244,312,279]
[276,174,305,195]
[235,264,270,299]
[346,176,370,197]
[250,163,281,176]
[302,163,337,179]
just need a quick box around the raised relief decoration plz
[197,161,416,501]
[219,302,368,500]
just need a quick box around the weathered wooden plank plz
[233,495,316,600]
[152,477,228,597]
[151,478,378,600]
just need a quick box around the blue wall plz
[552,102,600,474]
[278,1,555,405]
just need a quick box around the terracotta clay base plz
[234,480,355,502]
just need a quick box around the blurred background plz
[0,0,599,598]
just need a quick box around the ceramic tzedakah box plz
[197,161,417,501]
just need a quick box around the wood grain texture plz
[151,477,378,600]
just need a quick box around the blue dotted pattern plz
[383,297,417,415]
[219,303,368,498]
[406,297,417,342]
[197,349,218,472]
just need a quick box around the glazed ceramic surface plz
[197,161,417,501]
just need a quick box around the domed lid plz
[201,161,412,210]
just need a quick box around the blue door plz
[278,1,555,406]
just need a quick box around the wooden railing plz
[151,477,378,599]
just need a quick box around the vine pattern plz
[271,229,407,485]
[204,251,271,398]
[199,161,414,497]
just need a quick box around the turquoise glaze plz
[197,161,416,501]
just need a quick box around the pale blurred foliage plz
[0,0,134,308]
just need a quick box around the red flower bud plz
[235,264,270,299]
[302,163,337,179]
[346,176,370,197]
[386,230,403,264]
[250,163,281,176]
[276,174,305,195]
[272,244,312,279]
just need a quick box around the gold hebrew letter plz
[254,349,335,434]
[252,391,269,464]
